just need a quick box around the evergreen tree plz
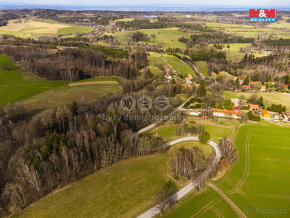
[198,80,207,97]
[258,97,264,108]
[242,76,250,85]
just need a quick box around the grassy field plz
[164,124,290,217]
[0,19,91,38]
[151,120,236,143]
[110,28,189,49]
[22,77,121,110]
[148,52,195,77]
[15,154,169,218]
[209,43,265,62]
[16,139,214,218]
[223,91,290,110]
[57,26,92,35]
[202,21,290,39]
[0,55,66,106]
[0,55,121,109]
[115,18,135,22]
[194,61,208,77]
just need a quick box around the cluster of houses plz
[241,81,266,92]
[241,81,289,92]
[188,101,290,123]
[164,65,193,87]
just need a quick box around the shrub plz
[199,130,210,144]
[247,111,260,121]
[267,104,286,113]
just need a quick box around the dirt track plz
[68,81,119,86]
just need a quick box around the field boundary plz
[208,183,246,218]
[68,81,119,86]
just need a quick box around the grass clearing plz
[111,28,189,49]
[23,79,121,110]
[223,91,290,110]
[194,61,208,77]
[0,55,120,109]
[115,18,135,22]
[57,26,92,35]
[15,154,169,218]
[148,52,195,77]
[201,21,290,39]
[0,55,66,106]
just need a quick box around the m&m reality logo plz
[249,9,277,22]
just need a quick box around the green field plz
[0,55,121,109]
[0,55,66,106]
[110,28,189,49]
[223,91,290,110]
[194,61,208,77]
[22,77,121,110]
[115,18,135,22]
[16,140,214,218]
[151,121,236,143]
[148,52,195,77]
[57,26,92,35]
[201,21,290,39]
[0,19,92,38]
[164,125,290,217]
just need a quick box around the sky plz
[0,0,288,7]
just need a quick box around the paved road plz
[137,137,222,218]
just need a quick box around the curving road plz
[137,137,221,218]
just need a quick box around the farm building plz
[241,85,251,90]
[261,109,271,118]
[213,108,241,119]
[250,81,261,86]
[250,104,259,111]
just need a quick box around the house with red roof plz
[250,104,259,111]
[213,108,241,119]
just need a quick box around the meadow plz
[147,52,195,77]
[0,55,66,106]
[203,21,290,39]
[0,55,121,110]
[110,28,189,49]
[114,18,135,22]
[15,140,214,218]
[223,91,290,110]
[0,19,91,38]
[151,120,237,143]
[194,61,208,77]
[164,125,290,217]
[22,77,121,110]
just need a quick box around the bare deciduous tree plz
[218,137,238,163]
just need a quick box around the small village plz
[162,66,290,125]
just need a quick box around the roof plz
[213,108,240,115]
[242,85,251,89]
[250,81,261,85]
[261,109,270,116]
[250,104,259,109]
